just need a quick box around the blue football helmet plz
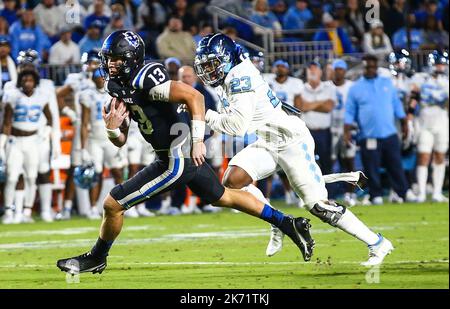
[249,50,265,72]
[74,165,98,189]
[100,30,145,81]
[16,49,41,70]
[81,49,102,65]
[388,49,412,76]
[428,50,448,74]
[194,33,241,87]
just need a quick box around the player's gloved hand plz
[191,141,206,166]
[103,98,129,130]
[81,149,92,165]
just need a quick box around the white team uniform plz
[3,87,49,182]
[125,120,156,166]
[79,86,124,174]
[411,72,449,153]
[262,73,304,106]
[64,72,95,166]
[331,80,355,160]
[206,58,327,207]
[2,79,60,175]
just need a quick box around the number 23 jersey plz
[210,58,307,149]
[105,62,184,152]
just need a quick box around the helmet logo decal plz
[123,31,140,48]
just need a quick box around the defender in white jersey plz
[195,33,393,266]
[56,50,99,219]
[410,51,449,203]
[80,69,124,219]
[0,70,54,224]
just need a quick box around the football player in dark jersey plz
[56,30,315,275]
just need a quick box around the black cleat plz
[280,216,315,261]
[57,252,107,274]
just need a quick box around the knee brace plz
[310,201,346,226]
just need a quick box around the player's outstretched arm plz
[102,98,130,148]
[168,81,206,166]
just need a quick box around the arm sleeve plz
[205,91,256,137]
[344,86,357,125]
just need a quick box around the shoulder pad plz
[131,62,169,90]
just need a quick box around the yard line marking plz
[0,220,446,239]
[0,226,447,252]
[0,259,447,269]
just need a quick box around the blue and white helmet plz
[74,165,98,189]
[388,49,412,76]
[428,50,448,74]
[194,33,241,87]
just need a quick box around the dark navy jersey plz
[105,62,185,152]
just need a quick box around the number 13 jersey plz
[105,62,185,153]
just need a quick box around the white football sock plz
[3,180,17,209]
[336,209,380,245]
[76,187,91,216]
[24,177,37,209]
[23,207,32,217]
[432,163,446,197]
[64,199,73,211]
[416,165,428,198]
[14,190,25,215]
[39,184,52,215]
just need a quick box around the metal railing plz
[39,63,82,86]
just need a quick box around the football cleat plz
[266,225,284,257]
[41,211,54,223]
[432,194,448,203]
[361,234,394,267]
[280,216,315,261]
[57,252,107,274]
[1,209,14,224]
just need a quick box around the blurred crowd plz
[0,0,449,64]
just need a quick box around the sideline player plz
[56,50,99,219]
[194,33,393,266]
[56,30,315,274]
[79,68,124,219]
[410,50,449,202]
[1,70,54,224]
[1,50,60,223]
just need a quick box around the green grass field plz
[0,202,448,289]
